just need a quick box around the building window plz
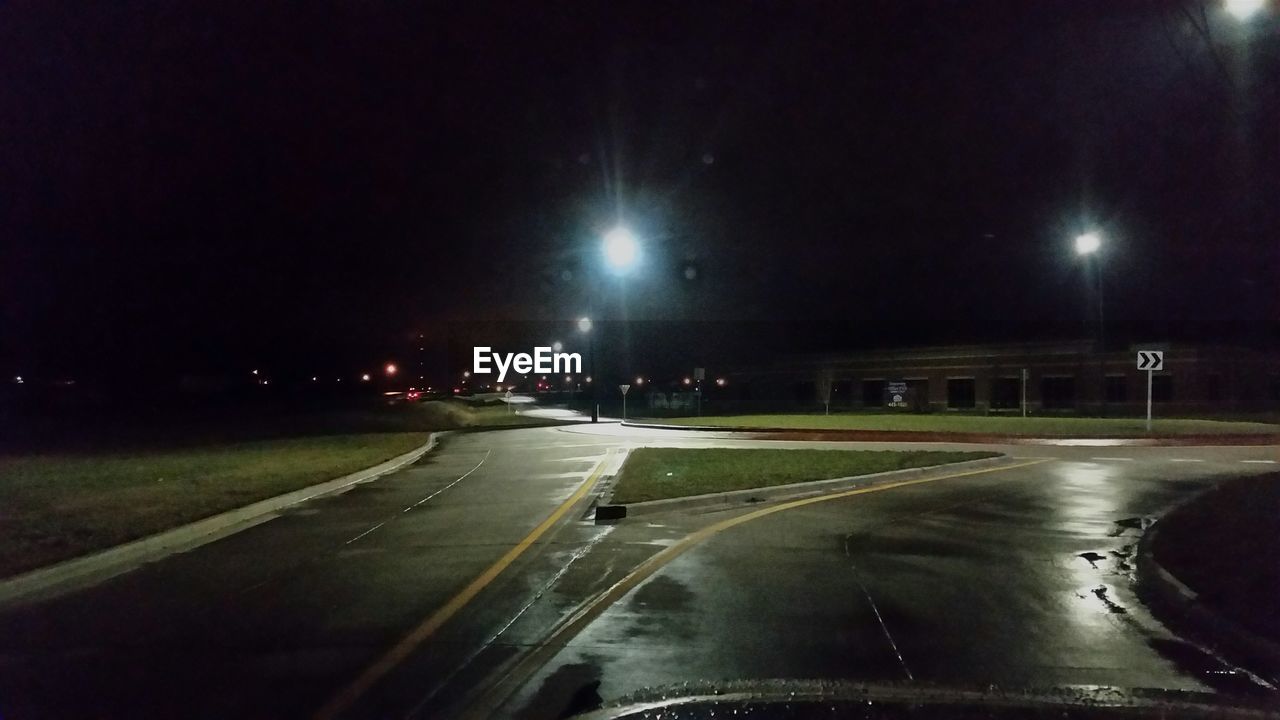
[906,379,930,409]
[990,377,1021,409]
[1152,375,1173,403]
[947,378,976,409]
[862,380,885,407]
[1105,375,1127,403]
[1041,376,1076,409]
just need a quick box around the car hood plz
[568,680,1279,720]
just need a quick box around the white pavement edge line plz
[0,431,447,609]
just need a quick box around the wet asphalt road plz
[497,452,1278,719]
[0,420,1276,719]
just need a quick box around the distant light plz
[635,376,645,385]
[311,376,318,382]
[1225,0,1265,20]
[716,377,727,387]
[252,369,259,375]
[585,376,592,383]
[361,373,371,382]
[683,377,692,385]
[13,376,22,384]
[1074,232,1101,256]
[463,370,471,378]
[577,317,592,333]
[603,226,639,272]
[565,375,572,382]
[552,341,564,352]
[385,363,397,376]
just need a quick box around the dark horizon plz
[3,1,1278,384]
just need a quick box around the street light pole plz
[1075,231,1106,413]
[579,315,597,422]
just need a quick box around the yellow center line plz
[465,457,1051,718]
[312,448,612,720]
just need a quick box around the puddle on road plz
[513,660,604,720]
[1078,551,1106,568]
[1091,585,1128,614]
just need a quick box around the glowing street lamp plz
[1225,0,1265,20]
[385,363,397,376]
[361,373,371,382]
[603,226,639,273]
[1074,231,1101,256]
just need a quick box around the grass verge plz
[649,413,1280,436]
[609,448,998,504]
[1151,472,1280,645]
[0,400,564,579]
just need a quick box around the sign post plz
[1136,350,1163,432]
[619,384,631,421]
[1021,368,1028,418]
[693,368,705,417]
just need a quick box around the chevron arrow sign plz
[1136,350,1163,371]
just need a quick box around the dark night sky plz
[2,1,1278,382]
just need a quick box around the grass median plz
[609,448,998,504]
[0,400,564,579]
[650,413,1280,437]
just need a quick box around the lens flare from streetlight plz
[577,317,592,333]
[1225,0,1264,20]
[603,226,639,271]
[1074,232,1101,255]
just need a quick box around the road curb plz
[1136,507,1280,683]
[0,431,448,609]
[596,454,1009,520]
[619,420,1280,446]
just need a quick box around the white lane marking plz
[550,455,609,463]
[343,450,492,545]
[1168,458,1204,463]
[844,535,913,681]
[344,521,386,545]
[404,449,493,511]
[1011,456,1059,460]
[1241,459,1278,464]
[1092,457,1135,461]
